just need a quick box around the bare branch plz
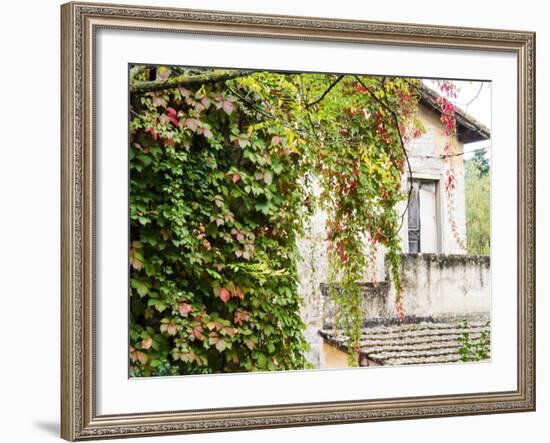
[305,75,345,109]
[456,82,484,107]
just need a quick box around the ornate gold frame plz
[61,2,536,440]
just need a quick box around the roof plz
[319,320,491,366]
[419,84,491,144]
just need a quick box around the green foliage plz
[465,155,490,255]
[470,148,490,177]
[457,320,491,362]
[129,66,423,374]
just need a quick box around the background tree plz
[465,148,490,255]
[470,148,490,176]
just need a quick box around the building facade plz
[297,84,491,368]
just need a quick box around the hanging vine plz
[307,76,423,363]
[436,80,467,252]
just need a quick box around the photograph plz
[128,65,492,376]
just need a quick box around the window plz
[408,179,439,253]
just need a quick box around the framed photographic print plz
[60,1,536,440]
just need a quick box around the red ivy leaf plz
[219,287,230,303]
[164,322,177,336]
[185,118,200,132]
[222,327,236,337]
[234,310,250,325]
[178,303,192,316]
[151,95,166,107]
[200,96,211,109]
[130,255,142,271]
[233,287,244,300]
[209,332,219,345]
[222,100,235,115]
[165,107,178,126]
[146,127,158,141]
[201,127,213,139]
[167,114,178,126]
[192,327,204,341]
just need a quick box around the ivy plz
[457,320,491,362]
[129,66,424,374]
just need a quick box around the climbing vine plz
[128,66,425,374]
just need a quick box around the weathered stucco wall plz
[320,282,389,329]
[385,253,491,321]
[319,253,491,327]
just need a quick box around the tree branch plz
[305,75,345,109]
[130,70,255,93]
